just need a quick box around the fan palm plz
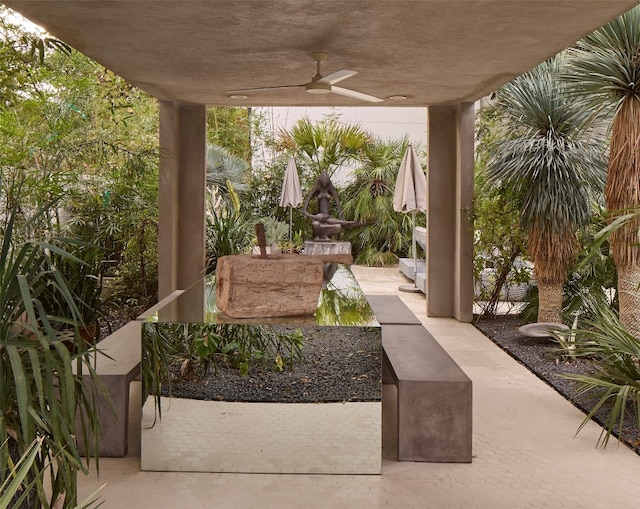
[565,6,640,337]
[206,144,249,197]
[487,57,607,323]
[341,137,416,265]
[276,115,369,184]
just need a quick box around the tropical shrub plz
[205,188,253,274]
[0,192,102,508]
[473,103,531,316]
[276,115,370,186]
[560,301,640,448]
[341,137,420,265]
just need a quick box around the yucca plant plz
[0,189,102,508]
[487,56,607,323]
[565,6,640,337]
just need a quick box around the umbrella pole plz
[289,206,293,243]
[400,210,422,293]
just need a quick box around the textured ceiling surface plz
[4,1,639,106]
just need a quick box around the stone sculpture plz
[302,171,360,241]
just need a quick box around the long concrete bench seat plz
[77,321,141,457]
[398,258,426,281]
[366,294,422,325]
[78,290,184,457]
[383,324,472,462]
[366,294,472,463]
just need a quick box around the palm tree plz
[206,143,249,197]
[1,189,102,508]
[276,115,369,186]
[341,136,415,265]
[486,57,607,323]
[565,6,640,337]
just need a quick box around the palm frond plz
[560,301,640,448]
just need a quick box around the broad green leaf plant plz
[0,189,103,508]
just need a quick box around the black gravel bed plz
[474,315,639,455]
[162,326,382,403]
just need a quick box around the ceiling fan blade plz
[318,69,358,85]
[331,86,384,103]
[226,84,304,94]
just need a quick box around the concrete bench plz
[366,294,422,325]
[398,258,426,281]
[78,290,184,457]
[366,294,472,462]
[77,321,141,457]
[383,324,472,462]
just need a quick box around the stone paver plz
[77,266,640,508]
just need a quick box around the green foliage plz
[41,238,106,332]
[142,322,305,415]
[560,302,640,448]
[316,275,376,325]
[0,191,102,509]
[473,105,530,315]
[205,188,253,274]
[246,155,310,240]
[1,15,160,310]
[487,56,606,245]
[207,107,258,162]
[206,143,250,196]
[0,438,103,509]
[483,56,607,323]
[564,6,640,120]
[341,136,419,265]
[256,216,289,246]
[562,214,619,317]
[276,115,369,184]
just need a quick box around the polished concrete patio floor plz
[78,266,640,508]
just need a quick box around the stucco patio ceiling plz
[4,1,639,106]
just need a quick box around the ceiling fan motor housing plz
[305,81,331,94]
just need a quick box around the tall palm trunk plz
[529,224,578,324]
[606,99,640,338]
[537,280,564,324]
[616,265,640,338]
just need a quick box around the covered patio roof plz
[4,1,639,107]
[4,0,638,321]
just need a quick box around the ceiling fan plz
[226,52,383,103]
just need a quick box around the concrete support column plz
[158,101,207,299]
[426,103,474,321]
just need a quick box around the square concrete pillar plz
[426,104,474,321]
[158,101,207,298]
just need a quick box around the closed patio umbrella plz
[279,156,303,241]
[393,144,427,292]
